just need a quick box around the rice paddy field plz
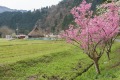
[0,38,120,80]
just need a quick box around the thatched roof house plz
[28,26,44,38]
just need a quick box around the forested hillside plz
[0,0,107,34]
[35,0,109,34]
[0,7,49,34]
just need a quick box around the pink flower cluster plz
[61,0,120,50]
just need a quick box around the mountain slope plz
[0,6,26,13]
[34,0,105,34]
[34,0,82,34]
[0,6,13,13]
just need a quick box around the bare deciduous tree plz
[0,26,15,38]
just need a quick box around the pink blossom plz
[61,0,120,51]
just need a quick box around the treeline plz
[0,7,49,34]
[0,0,109,35]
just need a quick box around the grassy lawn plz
[117,35,120,39]
[0,39,73,64]
[0,39,120,80]
[76,42,120,80]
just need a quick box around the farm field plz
[0,39,120,80]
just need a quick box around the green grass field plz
[117,35,120,39]
[0,39,120,80]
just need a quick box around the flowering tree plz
[61,0,119,74]
[96,1,120,60]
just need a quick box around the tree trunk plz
[107,50,110,60]
[106,45,111,60]
[93,59,100,74]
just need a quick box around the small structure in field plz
[17,34,27,39]
[6,35,12,40]
[44,33,60,40]
[28,26,44,38]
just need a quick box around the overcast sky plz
[0,0,62,10]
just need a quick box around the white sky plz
[0,0,62,10]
